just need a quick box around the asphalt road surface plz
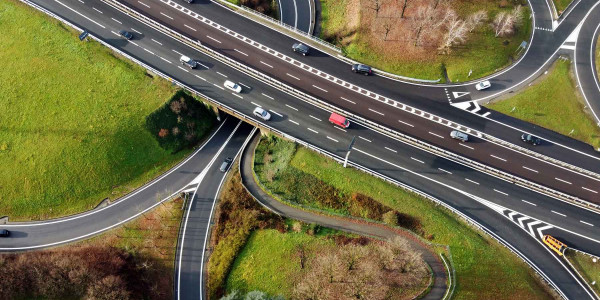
[9,0,600,298]
[277,0,312,33]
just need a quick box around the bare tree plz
[492,6,522,37]
[382,17,394,41]
[465,10,487,32]
[410,5,436,46]
[369,0,383,16]
[400,0,409,18]
[439,15,468,54]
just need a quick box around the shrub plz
[145,90,214,153]
[382,210,399,227]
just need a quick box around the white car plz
[224,80,242,93]
[475,80,491,91]
[253,107,271,121]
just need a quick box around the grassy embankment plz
[0,0,210,220]
[320,0,532,82]
[565,249,600,295]
[252,136,554,299]
[488,60,600,149]
[0,197,183,299]
[553,0,573,15]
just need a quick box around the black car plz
[521,134,541,146]
[118,30,133,40]
[292,43,309,56]
[219,157,233,173]
[352,64,372,75]
[0,229,10,237]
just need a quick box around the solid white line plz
[216,72,227,78]
[54,0,105,28]
[582,187,598,193]
[138,1,150,8]
[385,147,397,153]
[92,7,102,13]
[309,115,322,122]
[555,177,572,185]
[289,120,299,125]
[262,93,274,100]
[358,136,372,143]
[368,108,384,116]
[286,73,301,80]
[206,35,221,43]
[327,136,339,142]
[194,75,206,81]
[143,48,154,55]
[494,189,508,196]
[160,12,173,20]
[269,110,283,117]
[459,143,474,150]
[312,85,328,92]
[411,157,425,164]
[522,166,539,173]
[231,93,243,99]
[213,83,225,90]
[179,121,245,300]
[340,97,356,104]
[580,220,595,226]
[429,132,444,139]
[551,210,567,217]
[250,102,261,107]
[465,178,479,185]
[438,168,452,174]
[490,154,507,162]
[398,120,414,127]
[111,17,122,24]
[260,61,273,68]
[129,41,139,46]
[522,200,537,206]
[184,24,197,31]
[234,49,249,56]
[151,39,162,45]
[177,66,189,72]
[285,104,298,111]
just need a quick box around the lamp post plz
[343,136,356,168]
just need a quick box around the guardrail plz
[105,0,600,214]
[20,1,567,297]
[212,0,339,53]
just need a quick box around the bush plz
[382,210,399,227]
[145,90,214,153]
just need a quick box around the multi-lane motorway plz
[4,0,600,298]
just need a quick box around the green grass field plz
[319,0,532,82]
[254,137,553,299]
[488,60,600,149]
[596,36,600,78]
[226,229,334,296]
[0,0,198,220]
[553,0,573,15]
[566,250,600,295]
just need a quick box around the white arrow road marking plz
[536,225,554,240]
[517,216,529,228]
[526,220,543,236]
[452,91,470,99]
[450,102,472,110]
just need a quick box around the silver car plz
[450,130,469,142]
[253,107,271,121]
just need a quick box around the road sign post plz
[343,136,356,168]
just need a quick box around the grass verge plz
[319,0,532,82]
[0,0,215,220]
[0,196,183,299]
[487,59,600,149]
[254,135,554,299]
[553,0,573,15]
[565,249,600,295]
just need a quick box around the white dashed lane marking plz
[327,136,339,143]
[285,104,298,111]
[289,120,299,125]
[522,200,537,206]
[522,166,539,173]
[151,39,162,45]
[459,143,474,150]
[368,108,384,116]
[582,187,598,193]
[111,18,122,24]
[551,210,566,217]
[160,12,173,20]
[307,128,318,134]
[490,154,507,162]
[555,177,572,185]
[438,168,452,174]
[309,115,322,122]
[138,1,150,8]
[260,61,273,68]
[206,35,221,43]
[398,120,414,127]
[411,157,425,164]
[234,49,249,56]
[494,189,508,196]
[184,24,197,31]
[340,97,356,104]
[358,136,371,143]
[269,110,283,117]
[286,73,301,80]
[385,147,397,153]
[465,178,479,185]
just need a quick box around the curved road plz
[277,0,313,33]
[574,1,600,127]
[239,131,449,300]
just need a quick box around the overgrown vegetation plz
[320,0,532,81]
[228,0,279,19]
[488,59,600,149]
[208,170,282,299]
[0,197,183,299]
[565,250,600,295]
[0,0,198,220]
[145,90,215,153]
[225,230,429,299]
[254,135,554,299]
